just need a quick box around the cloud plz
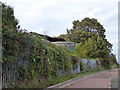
[30,27,45,34]
[1,0,118,60]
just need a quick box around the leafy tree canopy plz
[68,17,118,67]
[1,2,19,28]
[67,17,106,43]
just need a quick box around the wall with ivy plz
[70,59,101,74]
[2,27,80,87]
[1,2,115,88]
[2,27,102,88]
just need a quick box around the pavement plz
[110,74,118,88]
[46,69,118,89]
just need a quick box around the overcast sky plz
[1,0,119,61]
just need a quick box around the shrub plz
[80,61,84,72]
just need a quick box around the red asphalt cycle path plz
[66,69,118,88]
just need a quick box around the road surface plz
[66,69,118,88]
[111,74,118,88]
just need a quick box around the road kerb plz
[45,70,110,89]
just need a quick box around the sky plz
[1,0,119,61]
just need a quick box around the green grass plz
[18,68,105,88]
[48,69,106,86]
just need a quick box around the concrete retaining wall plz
[51,42,78,51]
[59,59,101,75]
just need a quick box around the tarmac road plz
[66,69,118,88]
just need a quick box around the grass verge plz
[18,69,106,88]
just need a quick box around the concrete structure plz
[51,41,78,51]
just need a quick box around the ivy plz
[2,2,80,86]
[80,61,84,71]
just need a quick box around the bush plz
[80,61,84,72]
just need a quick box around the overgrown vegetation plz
[18,69,105,88]
[1,2,79,88]
[1,2,118,88]
[80,61,84,71]
[59,18,118,68]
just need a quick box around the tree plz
[1,2,22,63]
[1,2,19,28]
[68,17,113,58]
[57,34,69,41]
[75,35,118,68]
[75,37,95,58]
[75,35,111,57]
[109,53,118,66]
[67,17,106,43]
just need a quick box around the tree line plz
[58,18,118,68]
